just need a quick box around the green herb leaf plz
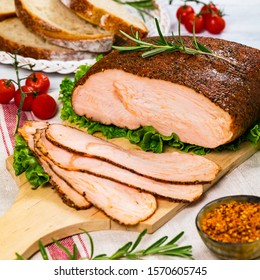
[155,18,168,45]
[13,134,49,188]
[142,236,168,255]
[92,254,109,260]
[81,229,94,259]
[109,242,133,260]
[39,241,49,260]
[129,229,147,253]
[52,238,76,260]
[159,245,193,258]
[246,123,260,147]
[142,47,168,58]
[15,253,24,260]
[166,231,184,245]
[74,65,92,82]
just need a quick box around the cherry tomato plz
[200,3,219,21]
[176,5,195,24]
[32,94,57,119]
[0,79,16,104]
[184,13,205,34]
[14,85,36,111]
[25,72,50,95]
[205,13,226,34]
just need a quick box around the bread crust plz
[0,18,97,61]
[61,0,148,38]
[0,12,16,21]
[15,0,114,52]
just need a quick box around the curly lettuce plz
[13,134,49,189]
[59,64,260,154]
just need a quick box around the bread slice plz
[60,0,148,38]
[0,17,97,60]
[0,0,16,21]
[14,0,114,52]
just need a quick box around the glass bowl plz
[196,195,260,260]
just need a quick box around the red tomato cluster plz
[176,2,225,34]
[0,72,57,120]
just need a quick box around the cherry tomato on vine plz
[32,94,57,120]
[205,13,226,34]
[25,72,50,95]
[176,5,195,24]
[0,79,16,104]
[200,3,219,21]
[14,85,36,111]
[184,13,205,34]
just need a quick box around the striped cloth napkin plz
[0,101,90,260]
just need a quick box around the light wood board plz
[0,140,259,260]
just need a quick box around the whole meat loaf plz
[72,36,260,148]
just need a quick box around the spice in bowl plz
[196,195,260,259]
[200,200,260,243]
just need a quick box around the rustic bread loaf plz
[59,0,148,38]
[0,0,16,21]
[0,17,97,60]
[14,0,114,52]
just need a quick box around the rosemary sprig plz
[113,18,234,65]
[84,229,193,260]
[16,229,193,260]
[113,0,158,21]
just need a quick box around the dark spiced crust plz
[49,177,91,210]
[75,36,260,143]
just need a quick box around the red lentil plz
[200,200,260,243]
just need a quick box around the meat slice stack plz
[19,121,92,210]
[19,121,221,225]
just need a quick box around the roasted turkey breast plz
[72,36,260,148]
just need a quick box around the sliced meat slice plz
[18,120,48,150]
[19,121,92,209]
[49,163,157,225]
[38,156,92,210]
[46,123,220,183]
[36,129,203,202]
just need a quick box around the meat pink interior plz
[72,69,233,148]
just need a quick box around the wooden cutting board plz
[0,139,259,260]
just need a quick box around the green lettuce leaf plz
[59,64,260,154]
[13,134,49,189]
